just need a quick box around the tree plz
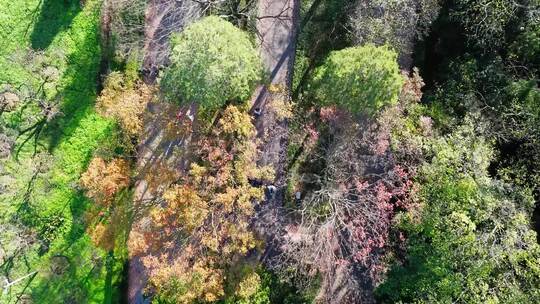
[0,222,39,274]
[268,70,430,303]
[101,0,146,60]
[350,0,441,68]
[96,71,153,137]
[495,80,540,205]
[452,0,539,48]
[80,157,131,251]
[510,22,540,73]
[0,90,20,117]
[131,105,273,302]
[79,157,130,206]
[2,50,63,158]
[160,16,263,118]
[377,121,540,303]
[310,45,403,116]
[273,115,415,302]
[0,133,14,159]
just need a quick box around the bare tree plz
[101,0,147,60]
[0,90,20,118]
[269,71,427,303]
[0,222,40,300]
[267,113,412,303]
[0,134,14,159]
[142,0,202,82]
[0,50,62,158]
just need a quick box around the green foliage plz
[495,80,540,193]
[510,22,540,72]
[351,0,440,59]
[291,0,355,99]
[425,56,513,129]
[0,0,126,303]
[452,0,516,48]
[161,16,262,118]
[221,267,313,304]
[426,53,540,195]
[378,122,540,303]
[504,80,540,137]
[310,45,403,115]
[124,51,142,88]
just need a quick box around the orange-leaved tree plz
[130,105,273,303]
[80,157,131,251]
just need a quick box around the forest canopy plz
[0,0,539,303]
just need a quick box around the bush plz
[160,16,262,117]
[310,45,403,115]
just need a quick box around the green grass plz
[0,0,126,303]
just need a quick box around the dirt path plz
[250,0,300,253]
[127,103,193,304]
[257,0,299,87]
[251,0,300,188]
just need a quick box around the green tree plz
[496,80,540,199]
[310,45,403,115]
[377,121,540,303]
[160,16,262,118]
[452,0,516,47]
[452,0,539,48]
[351,0,440,66]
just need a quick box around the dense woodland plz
[0,0,539,303]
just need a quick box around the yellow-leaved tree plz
[96,71,153,137]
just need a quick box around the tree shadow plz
[44,3,104,151]
[30,0,81,50]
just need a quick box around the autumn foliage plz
[80,157,130,206]
[80,157,131,250]
[96,71,153,136]
[269,72,427,302]
[130,105,273,302]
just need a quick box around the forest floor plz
[0,0,124,303]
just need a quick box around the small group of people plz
[265,184,302,205]
[175,109,194,124]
